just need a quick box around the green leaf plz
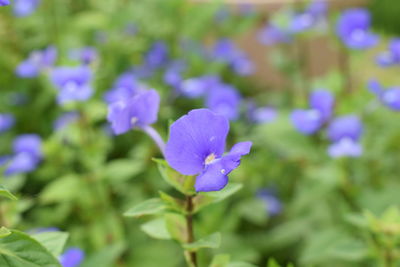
[228,262,258,267]
[0,185,17,201]
[267,258,282,267]
[80,242,125,267]
[0,227,11,238]
[193,183,242,213]
[40,175,83,204]
[0,229,61,266]
[140,218,171,240]
[153,159,196,195]
[103,159,144,182]
[32,231,69,257]
[183,232,221,251]
[210,254,230,267]
[159,191,185,213]
[165,213,187,243]
[124,198,166,217]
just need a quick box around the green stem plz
[185,195,197,267]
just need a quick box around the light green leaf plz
[103,159,143,182]
[0,227,11,238]
[159,191,185,213]
[0,230,61,266]
[124,198,166,217]
[0,186,17,201]
[165,213,187,243]
[80,243,124,267]
[210,254,230,267]
[32,231,69,257]
[193,183,242,213]
[40,175,83,204]
[140,218,171,240]
[183,232,221,251]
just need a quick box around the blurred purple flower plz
[367,79,400,111]
[104,73,138,104]
[257,24,292,46]
[0,0,10,6]
[60,248,85,267]
[0,113,15,133]
[53,112,79,131]
[327,115,363,142]
[290,1,327,33]
[336,8,378,50]
[291,90,334,134]
[16,46,57,78]
[144,41,169,69]
[257,189,282,216]
[163,61,185,88]
[4,134,42,176]
[107,89,160,135]
[206,84,241,121]
[50,66,93,104]
[13,0,40,17]
[180,75,219,99]
[328,138,362,158]
[376,39,400,67]
[69,47,98,65]
[165,109,252,192]
[248,105,277,124]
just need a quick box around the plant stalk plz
[185,195,197,267]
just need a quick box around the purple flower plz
[367,79,400,111]
[60,248,85,267]
[206,84,241,121]
[50,66,93,104]
[16,46,57,78]
[0,0,10,6]
[376,39,400,67]
[290,0,327,33]
[180,76,219,99]
[104,73,138,104]
[327,115,363,142]
[163,61,185,88]
[230,54,254,76]
[69,47,98,65]
[336,8,378,50]
[257,189,282,216]
[328,138,362,158]
[0,113,15,133]
[144,42,169,69]
[13,0,40,17]
[4,134,42,176]
[257,24,292,46]
[107,89,160,135]
[291,90,334,134]
[248,106,277,124]
[165,109,252,192]
[53,112,79,131]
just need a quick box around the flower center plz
[204,153,216,165]
[131,117,138,126]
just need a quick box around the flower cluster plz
[16,46,57,78]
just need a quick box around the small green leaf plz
[159,191,185,213]
[0,186,17,201]
[165,213,187,243]
[267,258,282,267]
[210,254,230,267]
[0,227,11,238]
[0,230,61,266]
[193,183,242,213]
[124,198,166,217]
[183,232,221,251]
[140,218,171,240]
[153,159,196,195]
[32,231,69,257]
[40,175,83,204]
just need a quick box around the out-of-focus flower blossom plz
[291,90,334,134]
[124,23,137,36]
[16,46,57,78]
[144,41,169,69]
[50,66,93,104]
[53,112,79,131]
[376,39,400,67]
[290,0,328,33]
[0,113,15,133]
[180,75,219,99]
[104,73,138,104]
[257,189,282,216]
[0,0,10,6]
[165,109,252,192]
[13,0,40,17]
[60,248,85,267]
[206,84,241,121]
[258,22,292,46]
[248,105,277,124]
[4,134,42,176]
[107,89,160,135]
[336,8,378,50]
[367,79,400,111]
[328,137,362,158]
[69,47,98,65]
[163,61,185,88]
